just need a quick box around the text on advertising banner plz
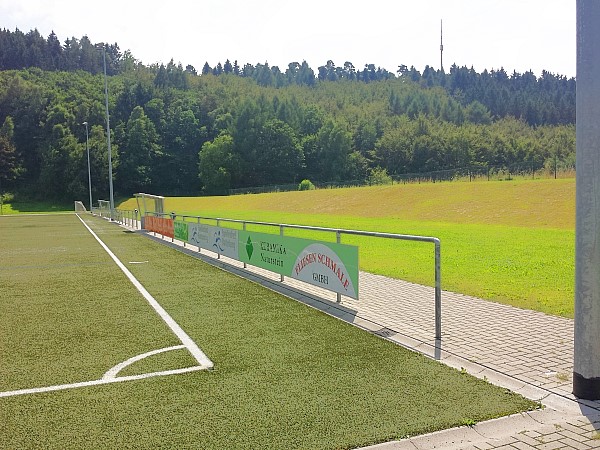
[238,230,359,299]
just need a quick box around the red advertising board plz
[144,216,174,238]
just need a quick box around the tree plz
[311,120,353,181]
[154,64,167,88]
[373,119,414,174]
[255,119,304,184]
[223,59,233,74]
[118,106,160,194]
[79,35,98,73]
[297,61,315,86]
[232,99,263,186]
[161,101,202,194]
[86,124,113,202]
[38,124,80,199]
[353,121,378,154]
[0,117,23,190]
[199,134,237,195]
[465,101,492,125]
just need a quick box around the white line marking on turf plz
[103,345,185,379]
[129,260,149,264]
[75,214,213,369]
[0,366,204,398]
[0,218,212,399]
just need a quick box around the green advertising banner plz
[174,221,189,242]
[238,230,359,299]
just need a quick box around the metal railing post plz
[280,225,284,282]
[336,230,342,303]
[217,219,221,259]
[434,238,442,340]
[197,217,201,253]
[171,212,175,242]
[243,222,247,268]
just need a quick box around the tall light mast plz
[440,19,444,72]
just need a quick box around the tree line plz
[0,27,576,126]
[0,28,576,201]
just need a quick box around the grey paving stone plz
[510,442,538,450]
[558,437,594,449]
[536,442,567,450]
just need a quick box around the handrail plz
[117,209,442,340]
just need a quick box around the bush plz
[368,167,392,186]
[298,179,316,191]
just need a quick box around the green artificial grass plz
[0,214,538,449]
[0,214,183,390]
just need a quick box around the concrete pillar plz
[574,0,600,400]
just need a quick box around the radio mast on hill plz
[440,19,444,72]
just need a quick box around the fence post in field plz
[574,0,600,400]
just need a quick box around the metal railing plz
[95,207,141,230]
[114,209,140,229]
[134,211,442,340]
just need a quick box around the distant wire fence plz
[228,163,576,195]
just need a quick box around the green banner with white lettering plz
[238,230,359,299]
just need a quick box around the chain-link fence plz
[228,164,576,195]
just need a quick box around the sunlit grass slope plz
[121,178,575,317]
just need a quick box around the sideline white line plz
[75,214,213,369]
[0,366,204,398]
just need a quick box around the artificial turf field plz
[0,213,537,449]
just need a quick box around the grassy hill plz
[121,178,575,317]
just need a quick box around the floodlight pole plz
[100,45,115,220]
[574,0,600,400]
[82,122,92,211]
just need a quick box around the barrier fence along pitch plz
[113,210,442,340]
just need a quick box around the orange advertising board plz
[144,216,174,238]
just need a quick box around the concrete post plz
[574,0,600,400]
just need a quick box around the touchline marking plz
[75,214,213,369]
[0,366,204,398]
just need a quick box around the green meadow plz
[122,178,575,317]
[0,214,537,449]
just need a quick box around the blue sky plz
[0,0,576,77]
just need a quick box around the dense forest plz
[0,28,576,200]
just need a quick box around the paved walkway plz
[136,226,600,449]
